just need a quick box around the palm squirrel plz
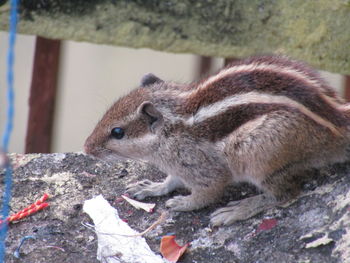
[84,55,350,226]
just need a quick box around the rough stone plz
[0,152,350,262]
[0,1,349,74]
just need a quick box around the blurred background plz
[0,32,345,153]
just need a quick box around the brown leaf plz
[160,235,189,262]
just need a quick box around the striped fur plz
[85,55,350,226]
[178,57,347,129]
[185,91,341,136]
[85,54,350,171]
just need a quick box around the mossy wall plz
[0,0,349,74]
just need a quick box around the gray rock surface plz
[0,152,350,262]
[0,1,349,74]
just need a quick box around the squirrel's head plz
[84,74,165,162]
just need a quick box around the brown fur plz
[190,103,314,142]
[183,58,347,128]
[84,55,350,226]
[224,55,343,102]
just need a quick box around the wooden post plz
[197,56,212,78]
[344,76,350,102]
[25,37,61,153]
[224,58,237,66]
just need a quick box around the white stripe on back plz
[178,62,321,98]
[185,91,340,136]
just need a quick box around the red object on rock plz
[256,218,278,233]
[0,193,50,225]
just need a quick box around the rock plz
[0,152,350,262]
[0,1,349,74]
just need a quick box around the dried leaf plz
[256,218,277,233]
[160,235,189,262]
[305,236,333,248]
[121,195,155,212]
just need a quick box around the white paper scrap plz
[83,195,165,263]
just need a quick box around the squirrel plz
[84,55,350,226]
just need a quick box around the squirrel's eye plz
[111,127,125,139]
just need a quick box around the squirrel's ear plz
[138,101,164,132]
[140,73,163,87]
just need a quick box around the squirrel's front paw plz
[125,179,155,200]
[165,196,189,211]
[166,196,199,211]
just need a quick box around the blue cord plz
[2,1,17,151]
[0,0,19,261]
